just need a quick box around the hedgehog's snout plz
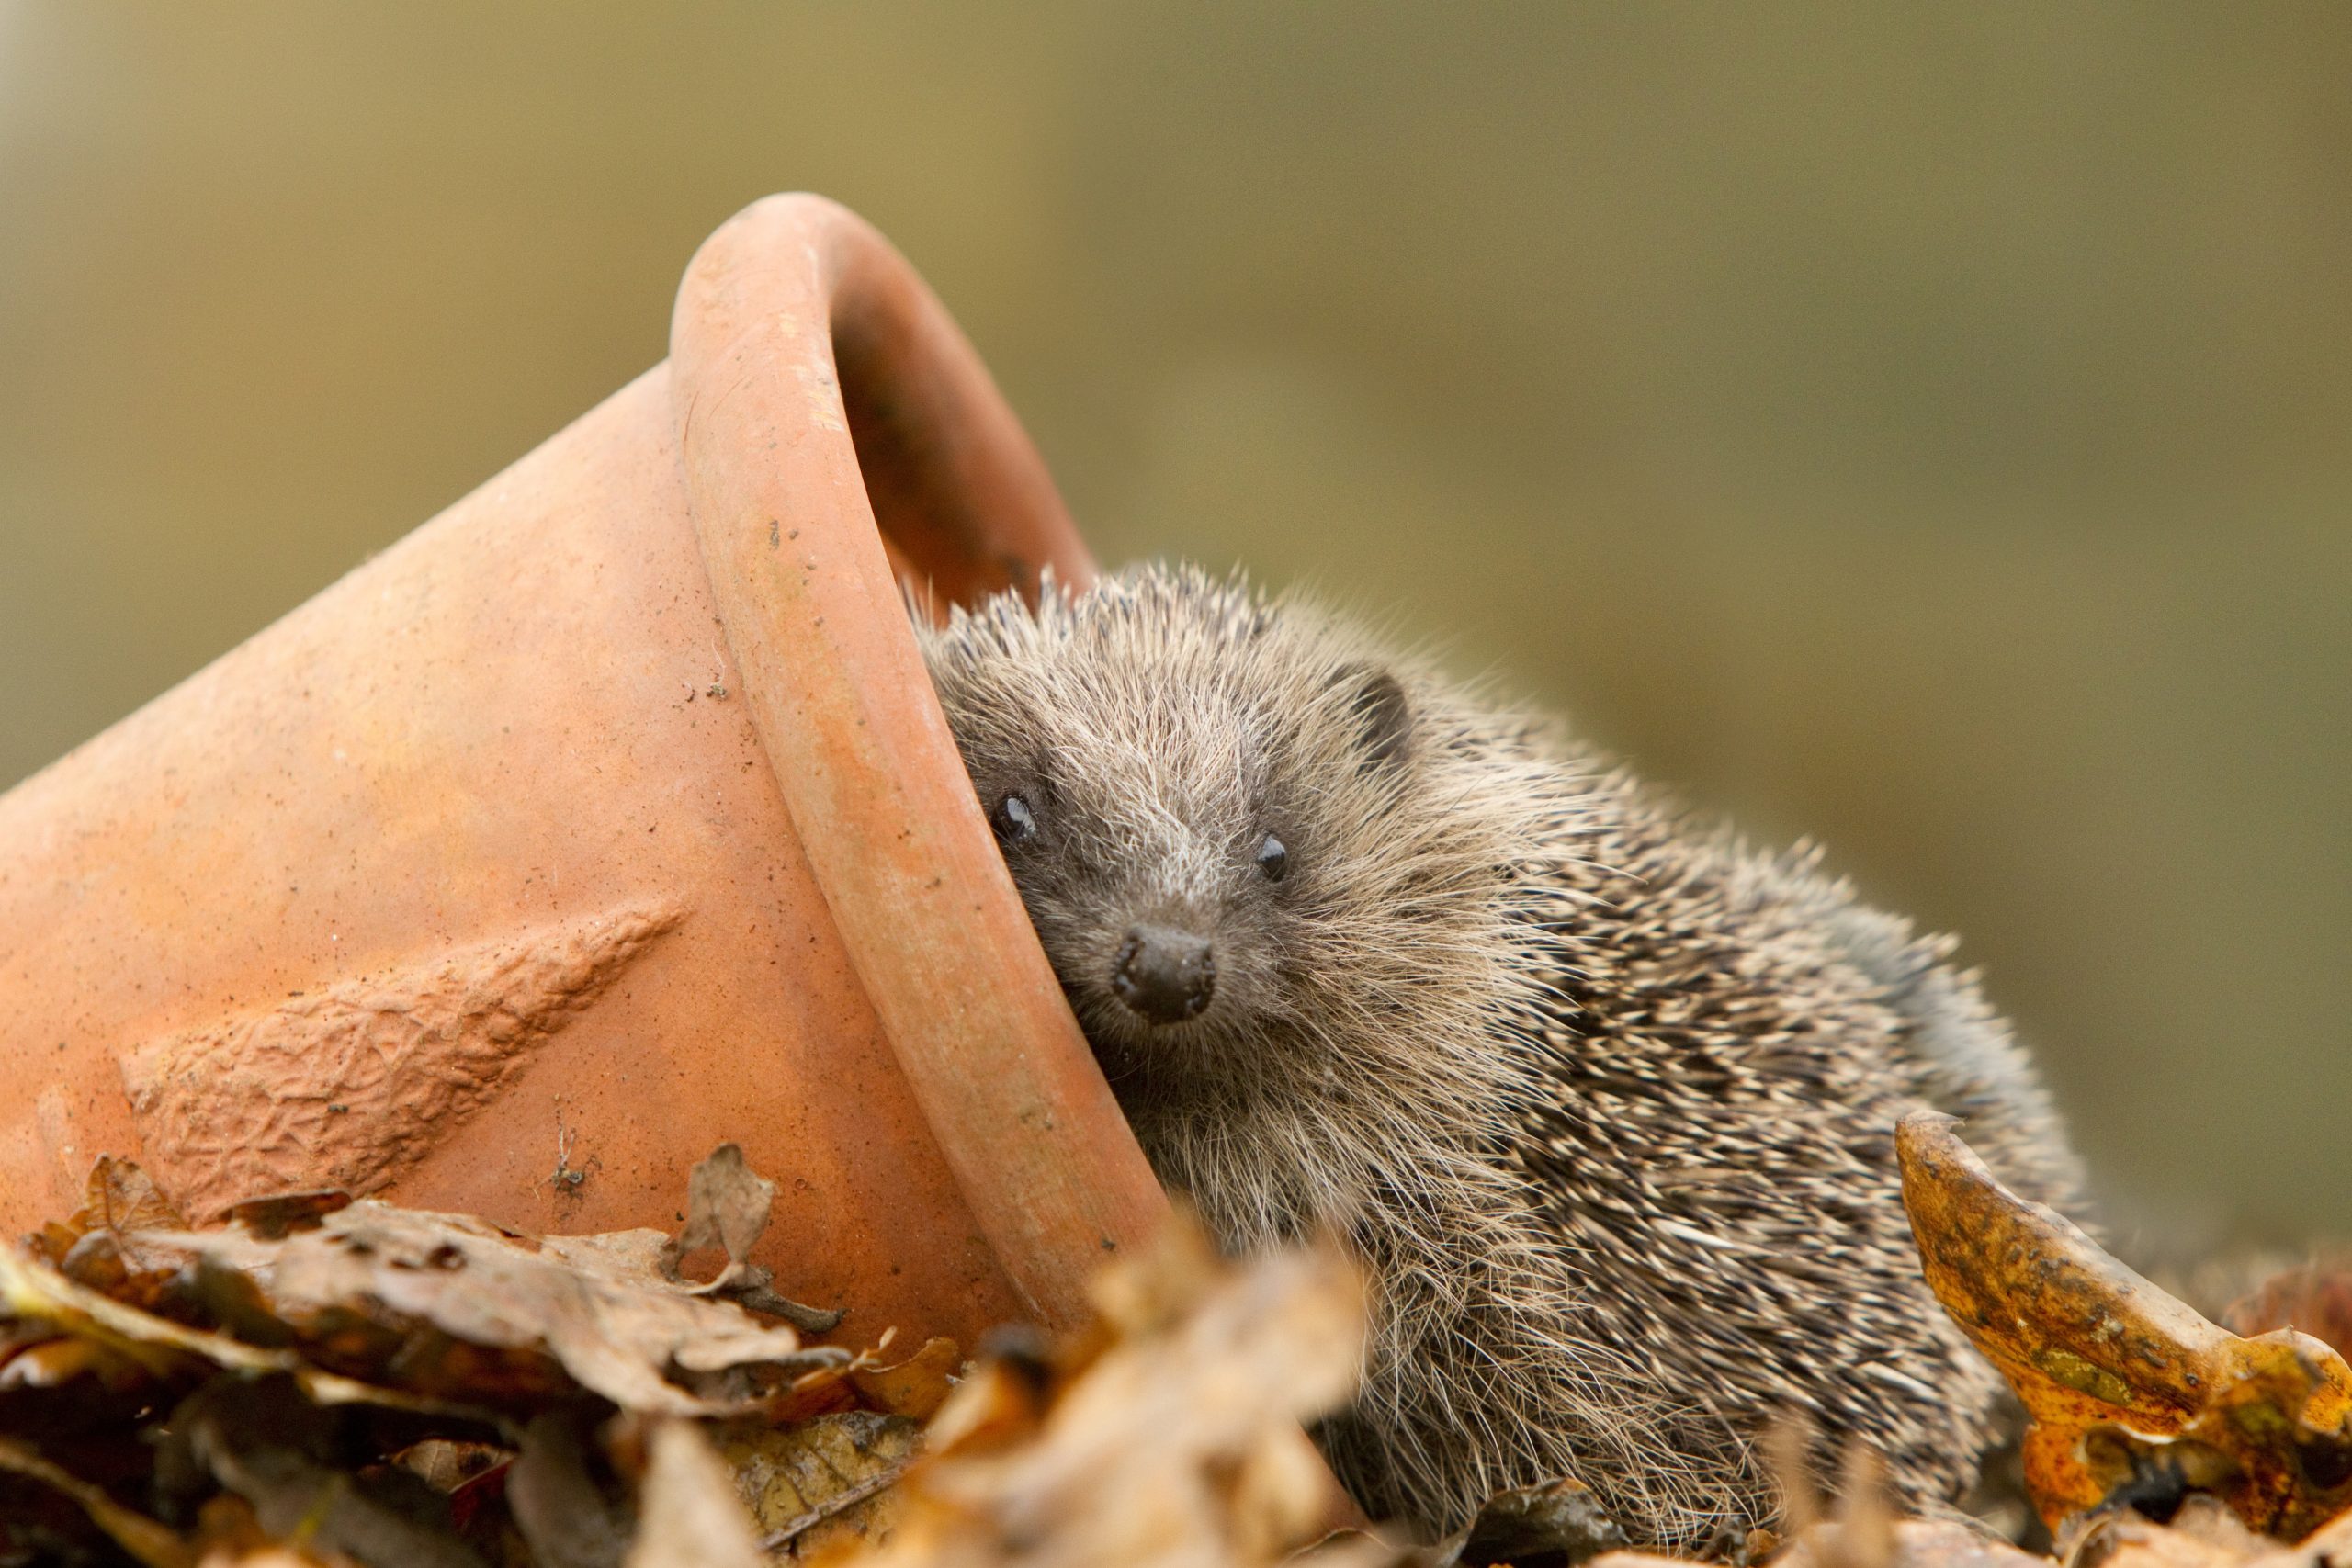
[1111,923,1216,1025]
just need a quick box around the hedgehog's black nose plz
[1112,924,1216,1025]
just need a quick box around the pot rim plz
[668,192,1169,1327]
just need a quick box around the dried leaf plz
[0,1245,477,1423]
[1448,1476,1628,1568]
[719,1409,919,1553]
[667,1144,775,1280]
[161,1201,846,1416]
[396,1438,511,1494]
[1897,1113,2352,1539]
[626,1420,764,1568]
[860,1220,1365,1568]
[33,1157,200,1311]
[72,1156,190,1238]
[650,1146,842,1335]
[850,1337,962,1423]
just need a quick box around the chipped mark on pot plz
[116,900,684,1219]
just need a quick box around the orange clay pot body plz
[0,195,1169,1345]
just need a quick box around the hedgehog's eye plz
[1254,833,1288,882]
[991,792,1039,844]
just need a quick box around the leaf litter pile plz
[4,1122,2350,1568]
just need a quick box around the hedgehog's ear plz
[1333,664,1412,774]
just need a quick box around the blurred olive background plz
[1,5,2345,1240]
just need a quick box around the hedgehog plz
[916,562,2083,1547]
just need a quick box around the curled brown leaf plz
[1897,1113,2352,1540]
[173,1201,847,1416]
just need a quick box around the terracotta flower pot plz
[0,194,1169,1345]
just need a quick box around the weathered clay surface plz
[118,902,683,1217]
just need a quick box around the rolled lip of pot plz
[669,192,1170,1329]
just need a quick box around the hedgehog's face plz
[952,658,1410,1068]
[919,568,1490,1107]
